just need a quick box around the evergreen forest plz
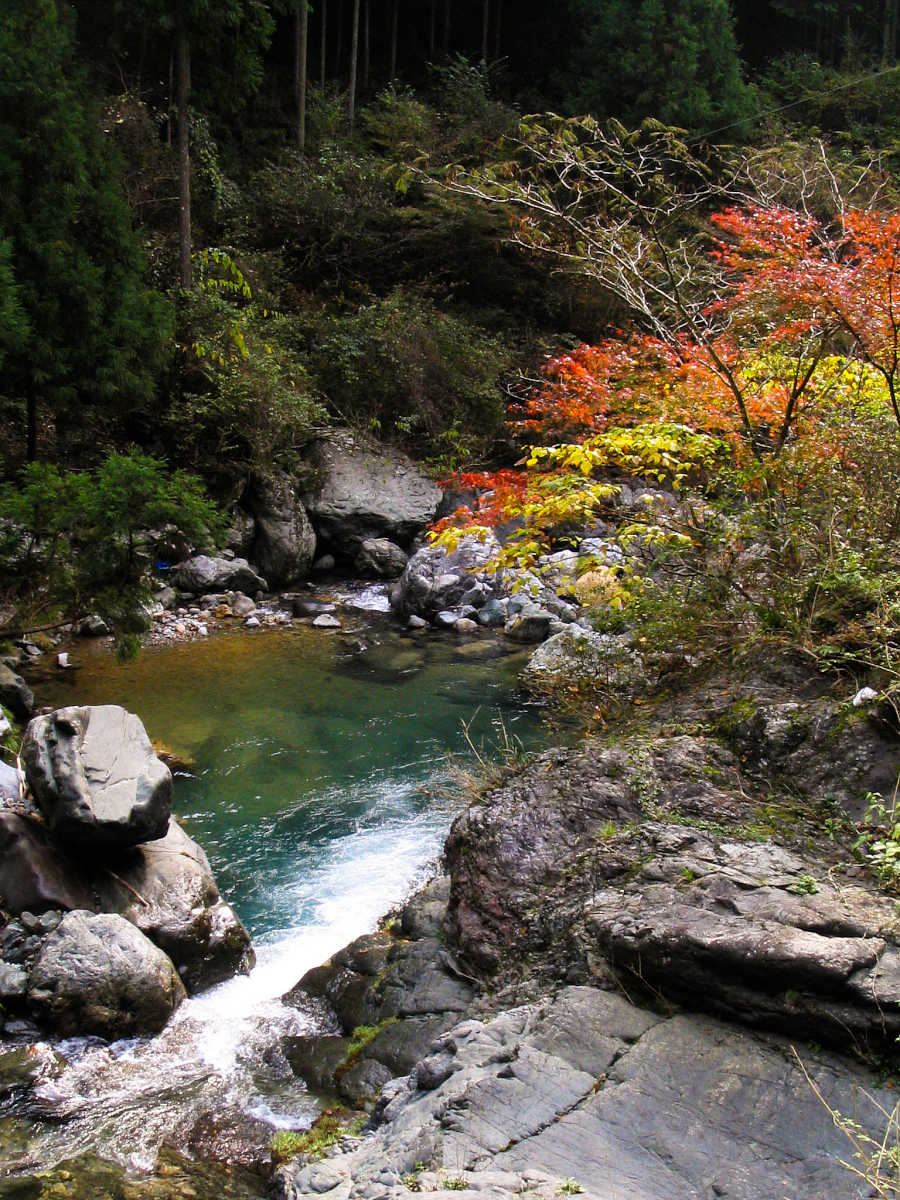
[4,0,900,693]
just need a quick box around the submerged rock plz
[27,910,185,1037]
[21,706,172,855]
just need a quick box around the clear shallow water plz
[5,614,543,1181]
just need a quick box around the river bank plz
[270,643,900,1200]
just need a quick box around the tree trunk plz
[481,0,489,62]
[443,0,450,52]
[348,0,360,124]
[26,391,37,463]
[494,0,501,59]
[362,0,370,92]
[320,0,327,86]
[429,0,436,58]
[295,0,308,151]
[884,0,898,64]
[167,46,174,147]
[389,0,399,79]
[175,5,191,290]
[334,0,344,80]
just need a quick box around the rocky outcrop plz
[523,626,643,697]
[444,733,900,1052]
[282,878,472,1106]
[714,687,900,819]
[390,535,504,622]
[96,819,255,993]
[303,432,442,559]
[274,987,898,1200]
[27,910,186,1038]
[172,555,267,596]
[22,705,172,854]
[1,705,254,1029]
[243,470,317,589]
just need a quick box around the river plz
[0,598,544,1197]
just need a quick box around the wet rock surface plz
[282,878,472,1106]
[27,910,186,1038]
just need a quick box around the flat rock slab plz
[27,910,185,1037]
[22,706,172,855]
[275,987,898,1200]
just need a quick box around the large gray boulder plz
[303,431,442,558]
[97,819,255,993]
[0,664,33,720]
[172,555,267,595]
[21,706,172,855]
[27,910,185,1037]
[243,470,316,589]
[391,533,503,621]
[524,626,644,696]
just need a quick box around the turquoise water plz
[7,610,544,1183]
[35,617,540,937]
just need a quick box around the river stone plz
[0,758,19,802]
[95,819,255,994]
[504,605,554,643]
[338,1057,393,1104]
[303,430,442,558]
[0,664,33,720]
[172,555,267,596]
[21,706,172,855]
[231,592,257,617]
[243,470,316,588]
[392,535,502,622]
[0,810,96,914]
[27,910,186,1037]
[354,538,409,580]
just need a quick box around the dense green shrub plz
[309,288,511,462]
[172,251,326,472]
[0,451,222,638]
